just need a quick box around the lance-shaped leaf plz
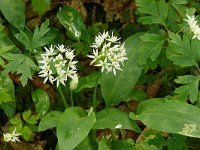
[130,98,200,138]
[101,33,143,107]
[57,107,96,150]
[0,0,25,29]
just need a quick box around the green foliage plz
[101,33,143,106]
[56,107,96,150]
[32,0,51,16]
[167,32,200,68]
[137,33,166,65]
[57,6,90,42]
[32,88,50,116]
[3,54,38,86]
[15,20,53,53]
[174,75,200,103]
[0,0,25,29]
[130,98,200,138]
[93,108,141,132]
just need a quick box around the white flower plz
[3,128,21,143]
[38,44,78,87]
[88,31,128,75]
[185,15,200,41]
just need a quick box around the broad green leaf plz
[174,75,200,103]
[167,134,187,150]
[32,89,50,116]
[76,136,98,150]
[57,6,90,42]
[93,108,141,132]
[99,139,110,150]
[0,0,25,29]
[167,33,200,68]
[101,33,143,106]
[57,107,96,150]
[32,0,51,16]
[75,72,101,92]
[38,111,62,131]
[3,54,39,86]
[111,139,136,150]
[130,98,200,138]
[137,33,165,65]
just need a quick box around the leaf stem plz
[57,85,68,109]
[4,142,6,150]
[93,73,100,112]
[71,90,73,107]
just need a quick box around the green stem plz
[57,85,68,109]
[71,90,73,107]
[93,85,97,112]
[4,142,6,150]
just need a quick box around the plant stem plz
[4,142,6,150]
[57,85,68,109]
[93,85,97,112]
[71,91,73,107]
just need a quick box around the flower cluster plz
[38,44,78,87]
[3,128,21,143]
[185,15,200,40]
[87,31,128,75]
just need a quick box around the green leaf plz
[111,139,136,150]
[0,86,13,104]
[0,45,14,66]
[3,54,39,86]
[167,33,200,68]
[174,75,200,103]
[98,139,110,150]
[167,134,187,150]
[130,98,200,138]
[93,108,141,132]
[22,109,32,122]
[16,20,53,52]
[137,33,165,65]
[21,126,33,141]
[57,107,96,150]
[101,33,143,106]
[0,0,25,29]
[32,89,50,116]
[26,115,39,125]
[57,6,90,42]
[9,117,22,125]
[32,0,51,16]
[75,72,100,92]
[38,111,62,131]
[76,136,98,150]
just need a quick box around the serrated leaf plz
[167,33,200,68]
[22,109,32,122]
[9,117,22,125]
[3,54,38,86]
[93,108,141,132]
[101,33,143,106]
[174,75,200,103]
[0,86,13,104]
[130,98,200,138]
[32,0,51,16]
[137,33,165,65]
[57,6,90,42]
[38,111,62,131]
[32,89,50,116]
[21,126,33,141]
[26,115,39,125]
[57,107,96,150]
[0,0,25,29]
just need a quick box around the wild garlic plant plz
[38,44,78,108]
[88,31,128,76]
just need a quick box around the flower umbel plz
[88,31,128,75]
[38,44,78,87]
[184,15,200,41]
[3,128,21,143]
